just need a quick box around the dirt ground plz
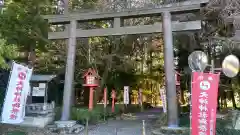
[0,124,56,135]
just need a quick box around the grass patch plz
[54,104,141,125]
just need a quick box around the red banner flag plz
[191,72,220,135]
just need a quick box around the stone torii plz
[43,0,209,128]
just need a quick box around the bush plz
[143,102,153,109]
[71,105,125,124]
[124,104,141,113]
[54,104,123,125]
[54,104,143,125]
[155,113,167,127]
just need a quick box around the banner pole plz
[142,120,146,135]
[211,59,214,73]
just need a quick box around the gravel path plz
[79,119,152,135]
[79,108,161,135]
[0,108,162,135]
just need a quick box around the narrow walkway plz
[79,108,161,135]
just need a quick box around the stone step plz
[19,113,55,128]
[152,127,189,135]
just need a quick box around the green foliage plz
[154,113,167,129]
[54,104,141,125]
[54,105,122,124]
[0,38,17,68]
[70,105,123,124]
[107,70,137,90]
[0,0,48,50]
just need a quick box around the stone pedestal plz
[152,127,189,135]
[26,103,54,116]
[55,120,76,128]
[47,120,84,134]
[19,102,55,128]
[19,113,55,128]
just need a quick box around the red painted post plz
[104,88,107,108]
[89,87,94,111]
[111,90,116,113]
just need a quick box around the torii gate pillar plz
[61,20,77,121]
[162,11,178,127]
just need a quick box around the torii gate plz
[44,0,209,127]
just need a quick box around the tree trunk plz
[217,96,220,111]
[180,90,185,105]
[230,90,237,109]
[94,36,116,105]
[129,91,132,105]
[220,97,224,108]
[179,86,185,105]
[26,44,36,104]
[94,62,110,105]
[223,92,227,108]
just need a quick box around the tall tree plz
[0,38,17,68]
[0,0,48,67]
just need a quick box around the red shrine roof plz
[82,68,100,78]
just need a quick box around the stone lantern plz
[82,68,99,110]
[82,68,99,87]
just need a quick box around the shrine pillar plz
[162,11,179,127]
[61,20,77,121]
